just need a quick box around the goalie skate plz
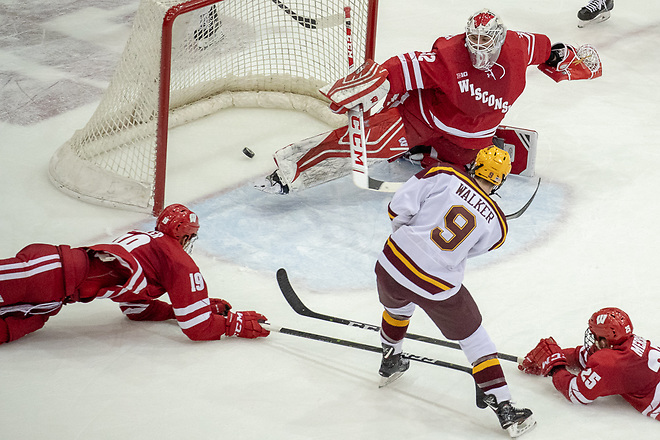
[254,170,289,195]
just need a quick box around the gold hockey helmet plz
[471,145,512,191]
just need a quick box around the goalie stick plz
[343,7,401,193]
[262,322,489,407]
[345,7,369,190]
[276,268,522,363]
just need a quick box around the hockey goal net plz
[49,0,378,214]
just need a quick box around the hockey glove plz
[319,59,390,115]
[225,310,270,339]
[209,298,232,316]
[518,337,568,376]
[538,43,602,82]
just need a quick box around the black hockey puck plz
[242,147,255,158]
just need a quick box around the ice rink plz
[1,0,659,438]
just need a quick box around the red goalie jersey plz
[381,30,551,151]
[552,336,660,419]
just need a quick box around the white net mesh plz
[49,0,375,212]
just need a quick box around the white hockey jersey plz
[377,164,508,301]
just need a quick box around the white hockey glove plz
[538,43,602,82]
[319,59,390,114]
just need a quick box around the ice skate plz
[483,394,536,438]
[399,145,432,167]
[577,0,614,28]
[378,345,410,387]
[254,170,289,195]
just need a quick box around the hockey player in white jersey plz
[375,146,535,437]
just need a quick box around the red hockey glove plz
[538,43,602,82]
[518,337,568,376]
[209,298,232,316]
[319,59,390,114]
[225,310,269,339]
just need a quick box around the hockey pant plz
[0,244,79,343]
[376,263,512,403]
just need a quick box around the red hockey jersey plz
[111,230,229,341]
[381,31,551,149]
[552,335,660,420]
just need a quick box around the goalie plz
[257,8,602,195]
[519,307,660,420]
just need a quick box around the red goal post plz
[49,0,379,215]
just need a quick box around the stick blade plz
[505,177,541,220]
[276,268,311,316]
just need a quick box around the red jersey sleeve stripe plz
[396,54,413,90]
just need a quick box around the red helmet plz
[587,307,633,346]
[156,204,200,241]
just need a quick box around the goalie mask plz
[469,145,511,194]
[465,9,507,71]
[585,307,633,349]
[156,203,200,253]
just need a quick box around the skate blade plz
[252,178,285,195]
[506,415,536,438]
[378,371,405,388]
[577,11,611,28]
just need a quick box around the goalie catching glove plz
[518,337,568,376]
[224,310,270,339]
[538,43,602,82]
[319,59,390,115]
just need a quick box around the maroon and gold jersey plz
[377,163,507,301]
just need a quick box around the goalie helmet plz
[469,145,511,193]
[465,9,507,71]
[585,307,633,347]
[156,204,200,253]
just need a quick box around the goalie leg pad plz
[272,110,410,192]
[493,126,538,177]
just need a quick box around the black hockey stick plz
[505,177,541,220]
[270,0,343,29]
[354,172,540,221]
[262,322,472,374]
[276,268,521,363]
[263,321,488,408]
